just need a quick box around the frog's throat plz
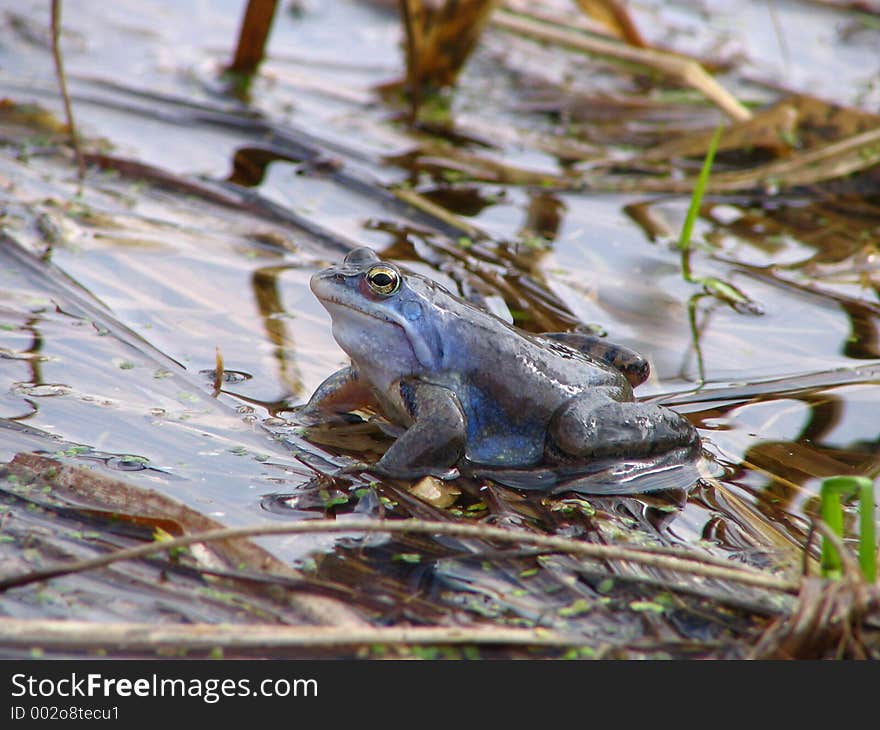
[324,297,440,370]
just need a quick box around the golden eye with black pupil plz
[366,265,400,295]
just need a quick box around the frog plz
[298,247,700,492]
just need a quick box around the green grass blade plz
[678,125,723,254]
[819,476,876,582]
[857,479,876,582]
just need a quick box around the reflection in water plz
[228,145,293,186]
[626,190,880,389]
[227,144,344,187]
[417,185,501,218]
[624,199,677,243]
[198,368,254,385]
[251,264,304,396]
[739,266,880,361]
[5,317,45,422]
[520,191,565,243]
[693,386,879,549]
[362,219,584,332]
[841,300,880,360]
[500,191,566,276]
[746,395,878,479]
[685,292,710,385]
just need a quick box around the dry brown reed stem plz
[212,346,225,395]
[50,0,85,182]
[750,522,879,659]
[0,517,798,593]
[491,9,752,122]
[390,185,484,239]
[229,0,279,75]
[579,123,880,193]
[399,0,424,121]
[700,124,880,191]
[398,0,502,121]
[0,619,571,651]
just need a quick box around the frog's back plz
[432,302,629,466]
[440,299,628,392]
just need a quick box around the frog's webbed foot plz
[539,332,650,387]
[292,407,365,428]
[292,366,378,426]
[372,379,466,480]
[335,459,460,481]
[547,395,699,462]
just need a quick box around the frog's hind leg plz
[547,395,698,461]
[539,332,650,387]
[373,379,467,480]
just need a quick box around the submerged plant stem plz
[678,125,763,314]
[687,293,708,386]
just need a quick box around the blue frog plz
[300,248,700,492]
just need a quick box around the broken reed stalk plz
[750,526,879,659]
[228,0,279,75]
[50,0,85,182]
[574,0,647,47]
[0,517,798,594]
[491,9,751,122]
[212,346,225,395]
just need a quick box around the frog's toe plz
[292,405,364,427]
[370,459,460,481]
[337,460,373,476]
[338,458,458,481]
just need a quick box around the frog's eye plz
[366,265,400,296]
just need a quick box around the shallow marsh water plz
[0,0,877,657]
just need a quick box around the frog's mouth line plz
[320,296,398,326]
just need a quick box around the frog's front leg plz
[296,366,379,425]
[547,393,698,461]
[540,332,650,387]
[373,379,466,479]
